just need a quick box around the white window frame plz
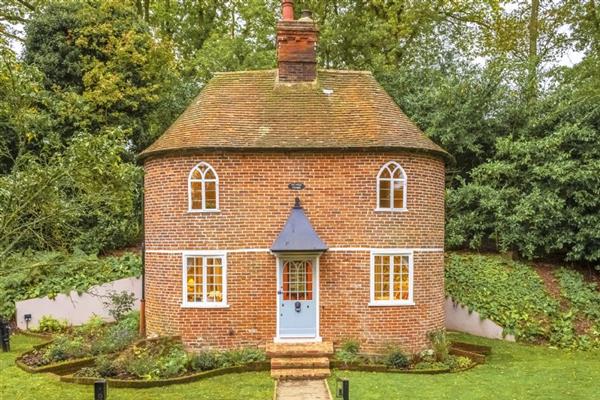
[375,161,408,212]
[181,251,228,308]
[369,249,414,306]
[188,161,220,213]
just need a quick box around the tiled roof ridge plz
[213,68,373,76]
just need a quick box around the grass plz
[0,335,274,400]
[329,332,600,400]
[4,333,600,399]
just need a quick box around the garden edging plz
[59,361,271,388]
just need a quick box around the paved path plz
[276,379,331,400]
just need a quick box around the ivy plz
[446,253,600,349]
[0,250,141,318]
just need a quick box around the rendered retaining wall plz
[15,277,141,330]
[445,297,516,342]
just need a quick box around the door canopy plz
[271,198,328,253]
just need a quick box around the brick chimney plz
[277,1,319,83]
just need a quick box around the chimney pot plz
[301,9,313,20]
[281,0,294,21]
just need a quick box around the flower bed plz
[70,336,268,382]
[332,332,487,375]
[60,362,270,388]
[17,312,139,370]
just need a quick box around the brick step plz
[271,356,330,369]
[266,342,334,358]
[271,368,331,380]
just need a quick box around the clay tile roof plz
[139,69,447,160]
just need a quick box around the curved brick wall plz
[144,151,445,353]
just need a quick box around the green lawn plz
[0,335,274,400]
[4,333,600,400]
[329,332,600,400]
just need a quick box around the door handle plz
[295,301,301,313]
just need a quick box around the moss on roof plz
[139,69,447,160]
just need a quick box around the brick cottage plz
[139,1,448,373]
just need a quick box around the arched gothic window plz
[376,161,407,211]
[188,162,219,211]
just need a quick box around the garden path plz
[276,379,331,400]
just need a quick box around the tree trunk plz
[526,0,540,102]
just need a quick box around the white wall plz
[445,297,516,342]
[15,277,142,330]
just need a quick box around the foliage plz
[3,335,275,400]
[0,251,141,318]
[446,253,600,349]
[335,339,362,365]
[382,346,410,369]
[91,312,139,355]
[428,330,450,362]
[103,291,136,321]
[218,347,266,368]
[188,350,221,372]
[35,316,68,334]
[447,61,600,264]
[445,355,474,371]
[37,313,138,365]
[110,338,188,379]
[412,360,448,370]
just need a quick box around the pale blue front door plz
[279,259,317,338]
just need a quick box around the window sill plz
[374,208,408,213]
[181,303,230,309]
[368,301,415,307]
[187,209,221,214]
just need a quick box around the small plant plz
[74,367,101,378]
[383,345,410,369]
[428,329,450,362]
[103,290,136,321]
[36,316,69,333]
[340,339,360,354]
[44,336,89,362]
[189,350,222,371]
[335,339,362,365]
[445,355,473,371]
[76,315,106,339]
[220,347,266,367]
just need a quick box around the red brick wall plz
[143,151,445,353]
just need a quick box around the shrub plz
[383,346,410,369]
[103,290,136,321]
[36,316,69,333]
[92,316,138,355]
[428,330,450,362]
[189,351,221,372]
[44,336,88,362]
[340,339,360,354]
[113,338,189,380]
[219,348,266,367]
[95,355,117,377]
[445,355,473,371]
[75,315,107,340]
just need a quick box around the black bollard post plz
[94,380,107,400]
[341,378,349,400]
[0,319,10,352]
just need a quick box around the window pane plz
[191,168,202,179]
[379,180,390,208]
[205,169,216,180]
[380,167,391,179]
[392,167,403,179]
[393,181,404,208]
[191,182,202,209]
[205,181,217,209]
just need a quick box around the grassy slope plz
[329,332,600,400]
[0,335,274,400]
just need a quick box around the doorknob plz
[295,301,301,313]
